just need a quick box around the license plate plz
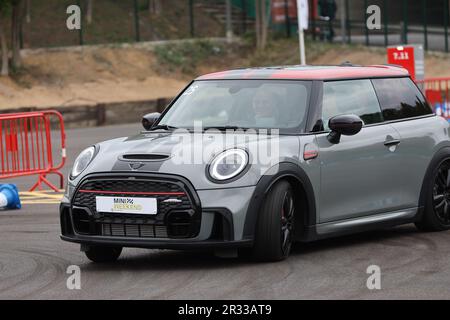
[95,196,157,215]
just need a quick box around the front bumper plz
[60,172,256,249]
[60,234,253,250]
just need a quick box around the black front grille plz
[71,175,200,239]
[73,179,192,216]
[102,223,168,238]
[98,212,168,238]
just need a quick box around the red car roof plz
[196,65,409,81]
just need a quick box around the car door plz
[371,77,436,210]
[315,79,404,223]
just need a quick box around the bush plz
[154,40,224,73]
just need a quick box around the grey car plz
[60,65,450,262]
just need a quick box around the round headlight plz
[70,146,96,179]
[209,149,248,181]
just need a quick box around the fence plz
[417,78,450,121]
[11,0,232,49]
[0,111,66,192]
[4,0,450,52]
[305,0,450,52]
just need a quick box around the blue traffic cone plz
[0,184,21,210]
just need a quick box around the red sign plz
[387,46,416,80]
[271,0,296,23]
[271,0,318,24]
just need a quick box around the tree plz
[0,0,10,76]
[86,0,93,24]
[226,0,233,43]
[255,0,270,50]
[148,0,162,15]
[11,0,22,69]
[25,0,29,23]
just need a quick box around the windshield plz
[157,80,312,132]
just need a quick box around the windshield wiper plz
[203,126,250,131]
[148,124,179,131]
[148,125,250,132]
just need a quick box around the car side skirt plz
[303,207,421,241]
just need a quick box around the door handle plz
[384,139,400,147]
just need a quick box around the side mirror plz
[142,112,161,131]
[327,114,363,144]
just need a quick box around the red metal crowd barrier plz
[0,110,66,191]
[416,78,450,121]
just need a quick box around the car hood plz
[74,131,302,190]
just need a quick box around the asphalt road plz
[1,123,450,299]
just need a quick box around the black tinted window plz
[372,78,433,121]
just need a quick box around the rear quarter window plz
[371,77,433,121]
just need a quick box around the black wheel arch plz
[242,162,317,241]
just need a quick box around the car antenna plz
[340,61,360,67]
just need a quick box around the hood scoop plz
[120,153,170,161]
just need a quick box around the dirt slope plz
[1,40,450,110]
[0,47,189,109]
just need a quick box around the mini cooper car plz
[60,65,450,262]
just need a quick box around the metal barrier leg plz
[53,170,64,189]
[29,174,60,192]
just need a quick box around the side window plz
[322,79,383,130]
[372,77,433,121]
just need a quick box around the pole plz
[189,0,195,37]
[403,0,408,44]
[241,0,247,34]
[19,14,24,49]
[284,0,291,38]
[340,0,345,43]
[226,0,233,43]
[345,0,350,44]
[311,0,316,40]
[297,0,306,65]
[77,0,84,45]
[383,0,388,47]
[364,0,369,46]
[445,0,449,52]
[133,0,140,42]
[423,0,428,51]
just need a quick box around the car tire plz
[84,246,122,263]
[250,180,295,262]
[416,158,450,232]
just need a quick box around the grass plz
[153,36,381,77]
[245,38,377,67]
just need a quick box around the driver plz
[252,90,279,127]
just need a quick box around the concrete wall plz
[1,98,172,129]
